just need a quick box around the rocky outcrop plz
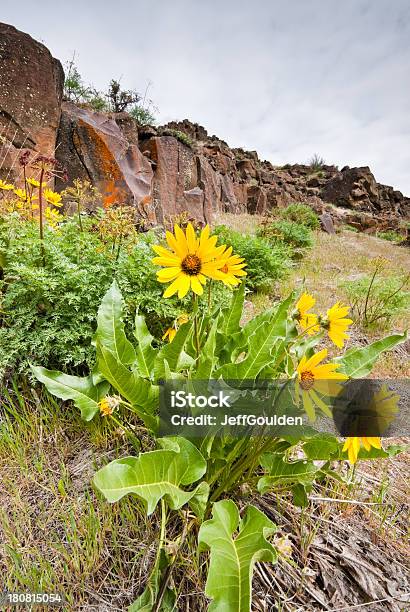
[0,22,64,181]
[1,23,409,233]
[55,102,153,213]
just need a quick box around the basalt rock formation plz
[0,22,64,180]
[1,22,409,234]
[55,102,153,216]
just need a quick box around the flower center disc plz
[300,370,315,391]
[220,264,229,274]
[181,254,202,275]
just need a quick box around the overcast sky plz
[3,0,410,193]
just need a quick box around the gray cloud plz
[3,0,410,193]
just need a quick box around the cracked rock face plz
[0,22,64,181]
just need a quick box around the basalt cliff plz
[1,22,409,233]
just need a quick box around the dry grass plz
[0,385,163,610]
[212,211,263,234]
[280,230,409,326]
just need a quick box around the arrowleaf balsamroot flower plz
[322,302,353,348]
[295,292,319,335]
[99,395,121,416]
[162,313,189,342]
[217,246,247,286]
[26,177,47,188]
[342,436,382,464]
[162,327,177,342]
[0,179,14,190]
[43,188,63,207]
[295,348,348,421]
[152,223,227,298]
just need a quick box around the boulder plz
[56,102,153,213]
[320,212,336,234]
[0,22,64,180]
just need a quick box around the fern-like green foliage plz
[0,215,230,379]
[258,220,313,251]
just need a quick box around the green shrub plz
[341,271,409,329]
[258,220,313,252]
[214,225,291,292]
[161,129,193,147]
[376,230,404,244]
[279,203,320,229]
[0,215,229,378]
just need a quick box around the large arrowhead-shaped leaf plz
[95,280,136,365]
[216,294,294,379]
[334,332,407,377]
[194,318,219,379]
[133,313,157,378]
[198,500,277,611]
[258,453,318,494]
[30,366,109,421]
[96,343,158,424]
[94,437,208,516]
[220,282,245,337]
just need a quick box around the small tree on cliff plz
[106,79,157,124]
[106,79,141,113]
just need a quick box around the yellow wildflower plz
[26,177,47,188]
[217,246,247,286]
[342,437,382,464]
[43,188,63,207]
[45,206,63,228]
[14,188,28,200]
[295,292,319,335]
[152,223,227,298]
[162,327,177,342]
[295,348,348,421]
[0,179,15,190]
[322,302,353,348]
[176,313,189,325]
[98,395,121,416]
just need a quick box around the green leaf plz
[334,332,407,378]
[30,366,108,421]
[258,453,318,494]
[220,281,245,336]
[133,313,157,378]
[154,320,195,379]
[96,281,136,365]
[302,434,340,460]
[216,294,294,379]
[198,500,277,612]
[96,343,158,425]
[194,318,219,379]
[292,483,309,507]
[93,437,207,515]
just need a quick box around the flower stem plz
[38,166,45,266]
[193,294,200,361]
[77,200,83,232]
